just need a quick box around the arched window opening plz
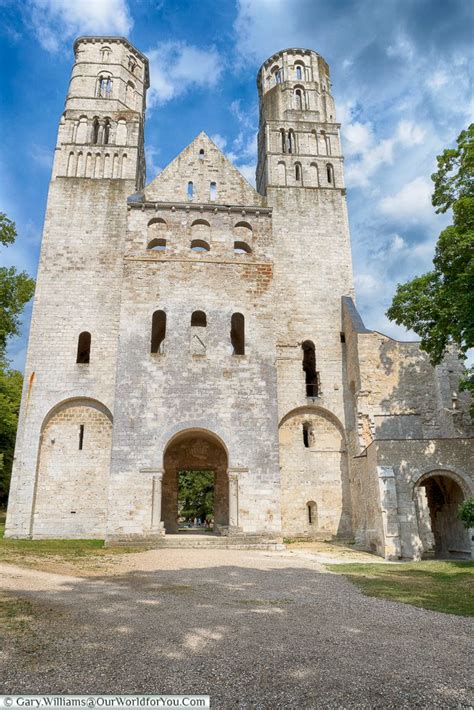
[126,81,135,107]
[103,118,111,145]
[307,501,317,526]
[148,218,167,243]
[303,422,311,448]
[280,129,286,153]
[128,55,137,73]
[295,88,303,110]
[92,118,100,144]
[288,129,295,154]
[312,130,318,154]
[234,241,251,254]
[76,332,91,364]
[210,181,217,201]
[199,148,205,159]
[98,74,113,98]
[78,424,85,450]
[101,47,111,62]
[147,238,167,251]
[233,221,253,242]
[190,239,210,252]
[326,163,334,185]
[271,65,282,84]
[151,310,166,354]
[231,313,245,355]
[296,65,302,80]
[302,340,319,397]
[187,181,193,201]
[295,162,302,183]
[191,311,207,327]
[324,134,331,155]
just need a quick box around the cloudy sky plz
[1,0,472,370]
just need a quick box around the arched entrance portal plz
[415,471,472,559]
[162,430,229,534]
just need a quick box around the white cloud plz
[343,121,374,157]
[378,176,434,223]
[27,0,133,52]
[236,163,257,187]
[145,145,161,181]
[426,70,448,91]
[210,134,227,151]
[147,41,223,107]
[395,120,426,147]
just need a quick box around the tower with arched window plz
[6,41,473,560]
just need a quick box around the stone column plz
[141,468,165,536]
[228,470,240,532]
[377,466,402,560]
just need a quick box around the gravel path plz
[0,549,472,708]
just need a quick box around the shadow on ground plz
[1,554,473,708]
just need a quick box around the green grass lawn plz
[0,522,144,568]
[328,560,474,616]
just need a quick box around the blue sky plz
[1,0,473,371]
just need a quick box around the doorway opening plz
[416,471,472,559]
[178,469,215,533]
[162,429,229,534]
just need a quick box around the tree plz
[457,497,474,529]
[178,470,214,523]
[387,125,474,413]
[0,213,35,505]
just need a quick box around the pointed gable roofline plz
[143,132,266,209]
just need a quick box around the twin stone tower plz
[6,37,474,560]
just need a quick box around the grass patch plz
[0,522,147,572]
[328,560,474,616]
[0,593,36,635]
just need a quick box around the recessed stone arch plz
[191,219,211,242]
[33,398,113,539]
[279,406,350,539]
[413,468,472,559]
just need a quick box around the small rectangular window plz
[210,182,217,201]
[79,424,84,450]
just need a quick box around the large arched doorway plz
[415,471,472,559]
[162,429,229,534]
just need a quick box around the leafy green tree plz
[457,497,474,529]
[387,125,474,413]
[178,470,214,523]
[0,213,35,505]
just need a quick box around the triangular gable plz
[144,132,264,207]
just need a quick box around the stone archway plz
[415,470,472,559]
[162,429,230,534]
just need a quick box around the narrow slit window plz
[187,181,193,201]
[303,423,310,448]
[231,313,245,355]
[281,129,286,153]
[296,65,302,80]
[151,310,166,354]
[295,163,301,182]
[79,424,84,450]
[326,163,334,185]
[210,181,217,201]
[199,148,205,159]
[76,332,91,364]
[302,340,319,397]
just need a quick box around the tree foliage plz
[387,125,474,412]
[457,497,474,529]
[178,470,214,522]
[0,213,35,505]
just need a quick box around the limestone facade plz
[5,39,473,558]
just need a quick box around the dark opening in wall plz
[79,424,84,450]
[151,310,166,353]
[340,332,346,343]
[191,310,207,327]
[231,313,245,355]
[302,340,319,397]
[303,422,311,448]
[76,332,91,364]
